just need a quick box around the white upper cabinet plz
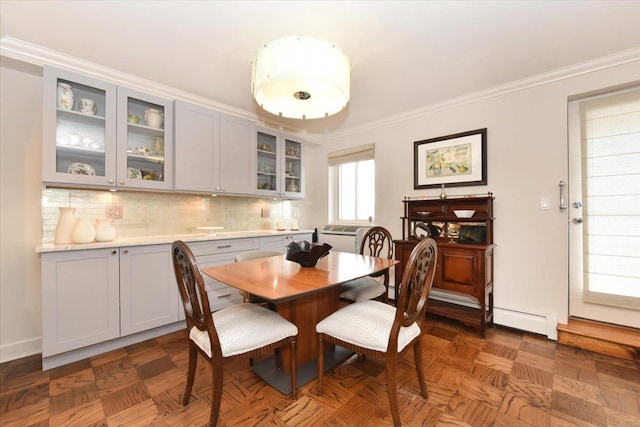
[175,101,253,195]
[174,100,220,192]
[43,67,117,187]
[255,126,305,199]
[43,66,173,190]
[116,87,173,190]
[218,113,253,195]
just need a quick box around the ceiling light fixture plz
[251,36,350,120]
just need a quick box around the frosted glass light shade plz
[251,36,350,119]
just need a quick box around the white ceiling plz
[2,1,639,138]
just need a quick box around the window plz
[328,144,375,223]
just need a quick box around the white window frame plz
[328,144,375,225]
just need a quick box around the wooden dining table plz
[201,250,398,392]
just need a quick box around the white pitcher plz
[144,108,163,129]
[54,207,76,243]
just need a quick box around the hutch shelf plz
[393,193,495,337]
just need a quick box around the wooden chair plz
[172,241,297,426]
[340,226,394,303]
[234,250,281,303]
[316,237,437,427]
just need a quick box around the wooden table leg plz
[274,286,340,371]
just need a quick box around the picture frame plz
[414,128,487,189]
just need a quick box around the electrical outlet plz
[261,208,271,218]
[106,205,123,219]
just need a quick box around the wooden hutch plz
[394,193,495,337]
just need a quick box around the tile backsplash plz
[42,188,292,242]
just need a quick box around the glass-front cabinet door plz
[43,67,117,186]
[256,129,280,196]
[283,137,304,198]
[255,127,305,198]
[116,87,173,190]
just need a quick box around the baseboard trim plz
[0,337,42,364]
[494,307,558,340]
[42,322,185,370]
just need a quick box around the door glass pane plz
[580,89,640,307]
[125,97,166,182]
[285,139,302,193]
[55,78,107,177]
[257,132,278,191]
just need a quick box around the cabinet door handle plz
[108,179,115,184]
[217,244,232,249]
[122,249,129,254]
[119,180,125,185]
[111,250,117,255]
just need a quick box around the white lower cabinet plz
[178,238,259,320]
[119,244,178,336]
[40,234,313,366]
[260,233,312,253]
[42,244,177,358]
[41,248,120,357]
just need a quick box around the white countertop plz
[36,229,314,253]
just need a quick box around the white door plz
[568,88,640,328]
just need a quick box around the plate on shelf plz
[67,162,95,175]
[416,211,432,217]
[128,167,142,179]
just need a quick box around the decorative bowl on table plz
[286,240,332,267]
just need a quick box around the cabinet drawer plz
[207,288,244,312]
[188,238,259,256]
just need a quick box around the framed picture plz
[414,128,487,189]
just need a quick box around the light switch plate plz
[106,205,123,219]
[540,197,550,210]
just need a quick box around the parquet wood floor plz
[1,315,639,426]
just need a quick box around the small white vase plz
[71,217,96,244]
[57,83,74,110]
[95,218,116,242]
[54,207,76,244]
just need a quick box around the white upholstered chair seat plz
[339,277,387,302]
[189,303,298,358]
[316,300,421,352]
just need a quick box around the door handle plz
[573,218,583,224]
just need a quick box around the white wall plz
[1,53,639,363]
[0,57,44,361]
[305,59,640,338]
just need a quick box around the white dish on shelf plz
[416,211,432,217]
[128,167,142,180]
[67,162,95,176]
[454,210,475,218]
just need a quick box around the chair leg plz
[386,358,401,427]
[316,335,324,396]
[183,345,198,406]
[289,338,297,400]
[208,357,223,427]
[414,338,428,399]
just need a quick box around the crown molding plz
[327,47,640,140]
